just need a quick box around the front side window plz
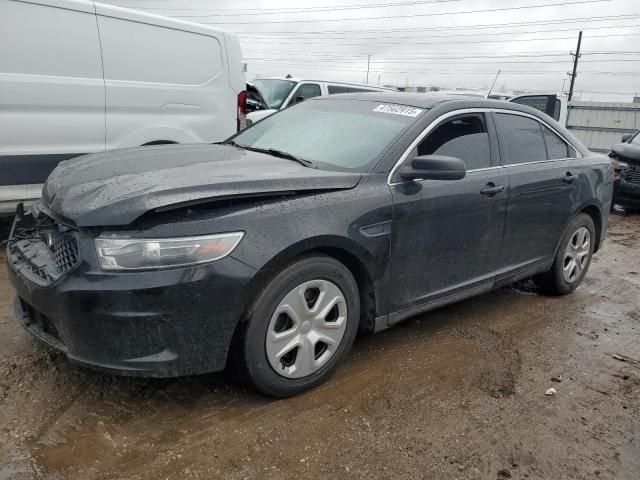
[252,79,297,110]
[417,114,491,170]
[495,114,547,165]
[288,83,322,106]
[631,132,640,145]
[231,99,421,172]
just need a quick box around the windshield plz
[230,99,423,172]
[252,79,297,110]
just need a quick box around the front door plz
[388,112,508,315]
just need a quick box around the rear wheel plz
[237,256,359,397]
[534,213,595,295]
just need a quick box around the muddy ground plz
[0,213,639,480]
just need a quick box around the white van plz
[0,0,245,214]
[246,77,393,124]
[425,90,568,126]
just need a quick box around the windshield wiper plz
[220,141,315,168]
[229,144,315,169]
[265,148,315,168]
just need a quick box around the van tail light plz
[237,90,247,132]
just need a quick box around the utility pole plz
[567,31,582,101]
[366,54,371,84]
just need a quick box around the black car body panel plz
[610,137,640,208]
[7,94,613,377]
[44,144,362,227]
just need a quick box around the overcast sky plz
[107,0,640,101]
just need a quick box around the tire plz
[534,213,595,295]
[236,255,360,397]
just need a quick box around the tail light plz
[237,90,247,132]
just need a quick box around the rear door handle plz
[563,173,579,184]
[480,184,505,196]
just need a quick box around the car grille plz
[625,164,640,184]
[8,213,80,286]
[50,229,79,273]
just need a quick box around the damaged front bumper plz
[6,211,257,377]
[613,177,640,208]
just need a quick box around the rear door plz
[493,111,579,277]
[388,111,508,316]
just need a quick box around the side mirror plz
[399,155,466,181]
[295,96,305,104]
[622,133,633,143]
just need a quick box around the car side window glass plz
[290,83,321,105]
[417,114,491,170]
[496,114,547,165]
[542,125,570,159]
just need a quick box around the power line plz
[243,51,640,60]
[246,57,640,65]
[109,0,464,14]
[238,24,640,41]
[240,31,640,47]
[146,0,468,16]
[247,61,639,75]
[229,13,640,35]
[196,0,611,25]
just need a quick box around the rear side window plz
[542,125,570,159]
[327,85,374,94]
[417,114,491,170]
[495,114,547,165]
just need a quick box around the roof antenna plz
[487,69,501,98]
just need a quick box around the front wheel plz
[236,256,360,397]
[534,213,595,295]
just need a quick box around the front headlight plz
[95,232,244,271]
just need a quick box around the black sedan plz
[7,93,613,397]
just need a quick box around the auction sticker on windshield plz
[373,104,423,117]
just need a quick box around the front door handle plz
[563,172,579,184]
[480,183,505,196]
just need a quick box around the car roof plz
[253,77,393,91]
[309,92,517,110]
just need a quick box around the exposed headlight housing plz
[95,232,244,271]
[611,158,629,172]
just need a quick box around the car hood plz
[611,143,640,164]
[43,144,361,227]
